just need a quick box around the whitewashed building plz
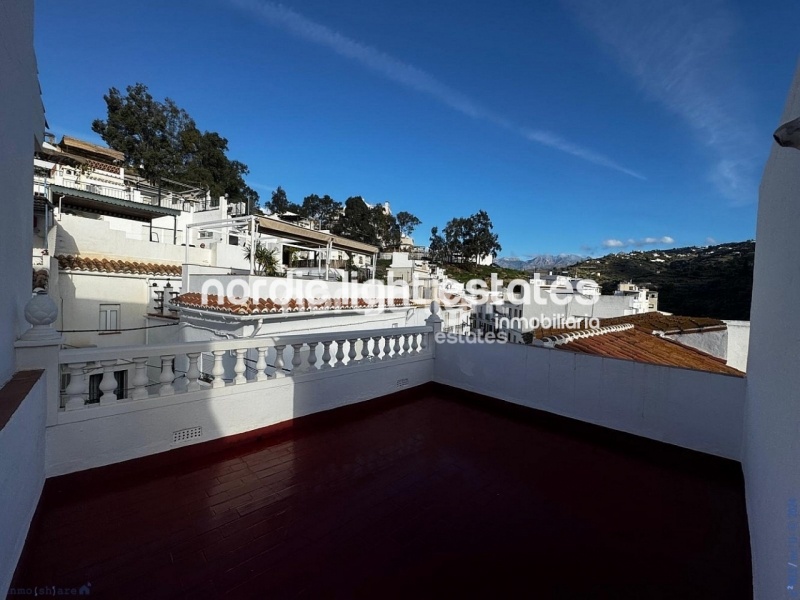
[4,9,800,597]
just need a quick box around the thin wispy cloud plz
[564,0,758,203]
[602,236,674,249]
[229,0,644,180]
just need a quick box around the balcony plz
[6,311,751,597]
[11,383,751,598]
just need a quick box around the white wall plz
[665,330,728,363]
[0,376,47,597]
[435,340,745,460]
[56,272,179,348]
[45,356,433,476]
[724,321,750,373]
[173,307,425,343]
[187,274,411,302]
[743,64,800,599]
[0,5,46,594]
[56,213,211,265]
[0,1,43,386]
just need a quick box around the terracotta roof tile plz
[549,326,743,377]
[173,293,411,315]
[599,313,726,334]
[56,254,182,276]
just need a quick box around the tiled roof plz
[60,136,125,162]
[173,292,411,315]
[541,325,743,376]
[599,312,726,334]
[56,254,182,276]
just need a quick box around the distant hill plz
[570,241,755,320]
[496,254,586,272]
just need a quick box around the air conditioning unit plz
[198,231,213,239]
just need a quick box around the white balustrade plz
[131,357,150,399]
[234,349,247,385]
[255,347,269,382]
[274,345,286,377]
[58,324,435,411]
[159,355,176,396]
[186,353,202,392]
[99,360,119,404]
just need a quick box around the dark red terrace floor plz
[11,384,751,599]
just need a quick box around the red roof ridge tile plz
[56,254,182,276]
[172,293,412,316]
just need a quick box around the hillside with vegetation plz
[569,241,755,320]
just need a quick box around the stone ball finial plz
[21,289,59,341]
[430,300,440,315]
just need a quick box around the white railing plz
[55,178,132,202]
[58,325,433,411]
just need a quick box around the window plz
[99,304,120,332]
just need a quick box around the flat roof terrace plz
[11,385,751,599]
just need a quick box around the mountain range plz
[496,242,755,320]
[495,254,586,271]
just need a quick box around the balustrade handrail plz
[59,325,433,364]
[53,177,131,201]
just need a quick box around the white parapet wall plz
[434,339,746,461]
[0,374,47,597]
[48,326,435,476]
[723,320,750,372]
[743,63,800,599]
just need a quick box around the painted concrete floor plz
[11,385,751,599]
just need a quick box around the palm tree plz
[244,241,281,276]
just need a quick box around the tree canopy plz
[265,186,298,215]
[92,83,259,211]
[428,210,502,264]
[397,211,421,237]
[263,186,420,252]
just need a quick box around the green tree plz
[428,226,446,263]
[396,211,421,238]
[266,186,292,215]
[436,210,501,264]
[92,83,260,212]
[371,205,401,249]
[333,196,377,245]
[299,194,342,229]
[244,241,281,276]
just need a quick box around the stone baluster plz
[291,343,304,375]
[159,355,176,396]
[274,345,286,378]
[131,357,150,399]
[234,349,248,384]
[307,342,319,372]
[411,333,420,354]
[383,335,393,359]
[402,334,411,356]
[186,353,202,392]
[347,338,362,366]
[372,336,382,360]
[211,350,226,388]
[393,335,402,358]
[64,362,87,410]
[321,341,333,369]
[336,340,347,367]
[99,359,119,404]
[255,347,269,381]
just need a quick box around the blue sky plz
[35,0,798,258]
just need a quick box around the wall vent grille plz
[396,378,409,388]
[173,426,202,444]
